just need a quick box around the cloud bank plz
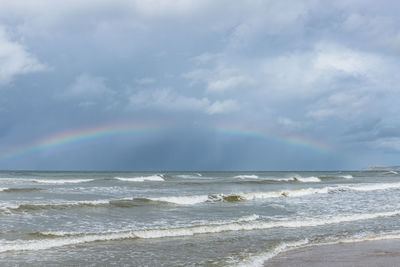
[0,0,399,170]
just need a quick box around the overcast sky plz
[0,0,399,170]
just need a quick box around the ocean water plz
[1,171,400,266]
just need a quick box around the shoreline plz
[265,239,400,266]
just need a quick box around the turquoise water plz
[1,171,400,266]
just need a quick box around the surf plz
[114,174,165,182]
[3,210,400,253]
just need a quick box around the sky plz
[0,0,399,171]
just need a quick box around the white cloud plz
[340,12,400,52]
[183,69,211,86]
[260,51,318,95]
[0,0,229,36]
[371,137,400,152]
[0,25,46,85]
[132,0,208,18]
[227,1,312,49]
[277,117,301,129]
[314,42,382,76]
[129,88,237,115]
[307,91,372,120]
[184,66,254,94]
[192,52,221,64]
[206,75,252,93]
[206,99,237,114]
[129,88,209,112]
[136,77,156,85]
[60,74,114,101]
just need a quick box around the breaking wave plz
[114,175,165,182]
[239,230,400,267]
[3,181,400,212]
[338,175,353,179]
[292,176,321,182]
[346,182,400,191]
[31,179,94,184]
[236,239,309,267]
[3,200,111,211]
[316,174,353,180]
[149,195,209,205]
[0,188,42,193]
[234,175,259,179]
[2,210,400,253]
[383,171,399,175]
[233,176,322,184]
[176,173,202,179]
[144,182,400,204]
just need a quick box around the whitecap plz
[176,174,202,179]
[30,179,94,184]
[4,200,111,211]
[239,230,400,267]
[114,175,164,182]
[292,176,321,182]
[234,175,259,179]
[383,171,399,175]
[338,175,353,179]
[5,210,400,253]
[236,239,309,267]
[150,195,209,205]
[346,182,400,191]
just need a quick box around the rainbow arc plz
[0,122,332,162]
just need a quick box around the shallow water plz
[1,171,400,266]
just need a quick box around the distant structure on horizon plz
[364,165,400,171]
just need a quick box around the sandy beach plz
[266,239,400,266]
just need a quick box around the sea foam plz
[3,210,400,253]
[176,173,202,179]
[114,175,164,182]
[4,182,400,212]
[236,239,309,267]
[31,179,94,184]
[0,187,42,193]
[292,176,321,182]
[3,200,110,212]
[234,175,259,179]
[346,182,400,191]
[149,195,209,205]
[338,175,353,179]
[383,171,399,175]
[240,229,400,267]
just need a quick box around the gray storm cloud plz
[0,0,399,170]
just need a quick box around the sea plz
[1,170,400,266]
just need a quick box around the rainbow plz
[0,121,165,162]
[0,122,332,163]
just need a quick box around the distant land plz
[364,165,400,171]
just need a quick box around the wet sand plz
[266,240,400,267]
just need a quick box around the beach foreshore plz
[266,239,400,266]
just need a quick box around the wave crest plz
[0,188,42,193]
[3,210,400,253]
[149,195,209,205]
[114,175,164,182]
[4,200,110,212]
[383,171,399,175]
[234,175,259,179]
[292,176,321,183]
[31,179,94,184]
[4,182,400,213]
